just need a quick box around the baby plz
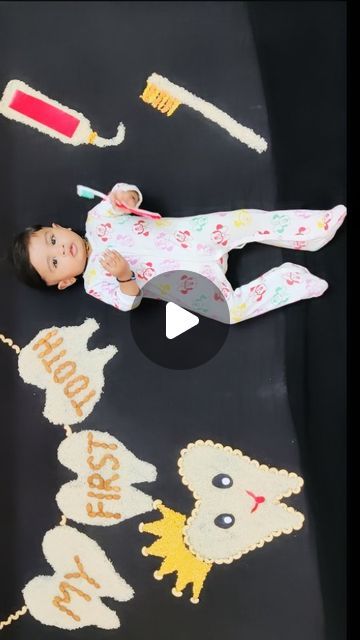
[11,182,346,324]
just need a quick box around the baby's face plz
[28,224,88,289]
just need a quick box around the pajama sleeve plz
[87,278,143,312]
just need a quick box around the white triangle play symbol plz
[166,302,199,339]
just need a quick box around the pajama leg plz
[208,262,328,324]
[143,261,328,324]
[181,204,346,257]
[241,204,347,252]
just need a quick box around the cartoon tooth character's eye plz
[212,473,233,488]
[214,514,235,529]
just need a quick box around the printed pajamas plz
[83,195,346,324]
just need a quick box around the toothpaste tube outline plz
[0,79,125,147]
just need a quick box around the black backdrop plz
[0,2,346,640]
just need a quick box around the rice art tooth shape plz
[179,440,304,563]
[140,440,304,602]
[23,526,133,630]
[18,318,117,425]
[0,328,150,632]
[56,430,157,526]
[0,79,125,147]
[140,73,268,153]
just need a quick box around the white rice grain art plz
[140,72,268,153]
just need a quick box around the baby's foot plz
[281,263,328,297]
[306,204,347,251]
[322,204,347,234]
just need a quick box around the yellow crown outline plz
[139,500,212,604]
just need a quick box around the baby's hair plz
[10,225,48,289]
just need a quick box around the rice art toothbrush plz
[140,73,268,154]
[77,185,162,219]
[0,79,125,147]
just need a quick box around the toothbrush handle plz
[80,188,161,217]
[114,202,162,219]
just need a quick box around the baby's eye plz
[51,234,56,245]
[52,258,58,268]
[214,513,235,529]
[212,473,233,488]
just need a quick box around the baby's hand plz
[99,249,132,280]
[109,189,140,214]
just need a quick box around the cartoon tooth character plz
[140,440,304,603]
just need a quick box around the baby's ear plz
[57,277,77,290]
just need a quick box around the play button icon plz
[166,303,199,339]
[130,270,230,370]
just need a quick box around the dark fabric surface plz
[0,2,345,639]
[248,4,347,638]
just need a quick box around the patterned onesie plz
[83,183,346,324]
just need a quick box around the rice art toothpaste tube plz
[0,79,125,147]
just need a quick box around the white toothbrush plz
[77,185,161,219]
